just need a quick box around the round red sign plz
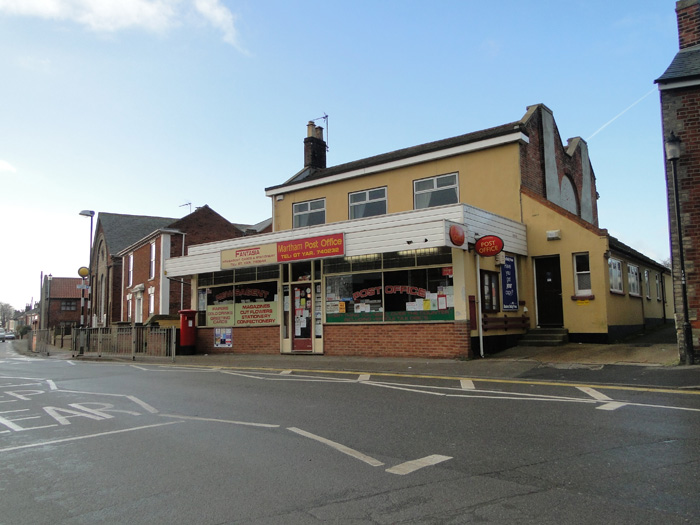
[448,224,466,246]
[474,235,504,257]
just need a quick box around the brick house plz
[89,213,178,326]
[116,205,250,324]
[656,0,700,364]
[164,106,670,358]
[38,276,83,330]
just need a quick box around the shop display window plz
[326,273,383,322]
[202,281,279,327]
[384,268,454,322]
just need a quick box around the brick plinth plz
[195,326,279,354]
[323,321,470,359]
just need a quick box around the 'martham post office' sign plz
[221,233,345,269]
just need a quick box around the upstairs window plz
[149,242,156,280]
[293,198,326,228]
[414,173,459,209]
[349,187,387,219]
[628,264,641,296]
[573,253,591,296]
[128,253,134,287]
[609,258,623,293]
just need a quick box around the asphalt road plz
[2,340,699,524]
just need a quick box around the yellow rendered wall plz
[521,194,610,335]
[273,144,522,231]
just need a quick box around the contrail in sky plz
[587,88,657,141]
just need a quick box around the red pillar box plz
[178,309,198,355]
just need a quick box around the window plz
[128,253,134,287]
[656,273,661,301]
[293,199,325,228]
[481,270,500,313]
[609,258,623,293]
[414,173,459,209]
[628,264,641,296]
[60,300,77,311]
[149,242,156,280]
[127,298,132,322]
[644,270,651,299]
[573,253,591,295]
[148,290,155,315]
[349,187,387,219]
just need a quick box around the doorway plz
[535,256,564,327]
[292,284,313,351]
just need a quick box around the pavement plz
[13,323,700,390]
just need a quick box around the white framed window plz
[656,273,661,301]
[644,269,651,299]
[609,258,623,293]
[293,198,326,228]
[128,253,134,287]
[414,173,459,209]
[573,253,591,295]
[127,298,132,322]
[148,291,154,315]
[628,264,641,296]
[349,187,387,219]
[149,242,156,280]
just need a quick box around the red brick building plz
[89,213,177,326]
[656,0,700,364]
[39,276,83,330]
[116,205,260,324]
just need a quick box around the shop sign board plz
[207,304,234,326]
[234,302,278,326]
[474,235,504,257]
[500,255,518,311]
[444,221,468,250]
[221,233,345,269]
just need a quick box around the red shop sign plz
[474,235,504,257]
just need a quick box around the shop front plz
[165,204,528,358]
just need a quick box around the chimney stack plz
[304,120,327,169]
[677,0,700,50]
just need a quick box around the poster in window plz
[501,255,519,311]
[214,328,232,348]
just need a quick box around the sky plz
[0,0,680,311]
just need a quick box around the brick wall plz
[661,85,700,357]
[678,0,700,50]
[324,321,470,359]
[47,299,82,328]
[519,106,599,226]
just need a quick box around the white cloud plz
[0,0,243,47]
[193,0,243,51]
[0,160,17,173]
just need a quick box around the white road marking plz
[287,427,384,467]
[358,374,370,382]
[47,380,57,390]
[0,421,183,453]
[577,386,613,401]
[59,390,159,414]
[460,379,475,390]
[597,401,628,411]
[66,361,76,365]
[160,413,279,428]
[386,454,453,475]
[280,370,292,375]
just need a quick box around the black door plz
[535,256,564,327]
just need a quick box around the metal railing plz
[72,326,177,361]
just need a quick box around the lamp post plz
[79,210,95,328]
[665,132,694,365]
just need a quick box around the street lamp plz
[665,132,694,365]
[79,210,95,328]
